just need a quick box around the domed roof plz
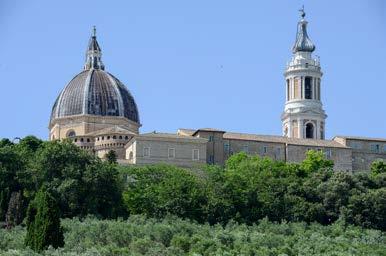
[50,28,139,124]
[292,8,315,53]
[51,69,139,123]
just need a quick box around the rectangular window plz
[168,148,175,159]
[192,149,199,161]
[208,155,214,164]
[305,76,312,99]
[243,145,249,153]
[275,147,281,159]
[324,149,332,159]
[384,145,386,153]
[370,144,380,153]
[208,135,214,142]
[351,142,362,149]
[143,147,150,157]
[261,146,268,154]
[224,143,230,152]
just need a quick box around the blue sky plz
[0,0,385,140]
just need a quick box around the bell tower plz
[281,7,327,140]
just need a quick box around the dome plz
[50,69,140,123]
[292,9,315,53]
[50,28,140,125]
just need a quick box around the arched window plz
[305,77,312,99]
[129,151,133,160]
[306,123,314,139]
[67,130,76,138]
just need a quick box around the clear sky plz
[0,0,385,140]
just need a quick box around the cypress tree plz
[25,187,64,252]
[5,191,24,228]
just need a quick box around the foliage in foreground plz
[121,151,386,230]
[0,215,385,256]
[25,187,64,252]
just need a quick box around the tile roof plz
[333,135,386,143]
[136,132,208,142]
[224,132,348,148]
[177,128,196,136]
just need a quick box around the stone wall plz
[286,144,352,171]
[224,139,286,162]
[126,137,207,168]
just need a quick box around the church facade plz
[49,12,386,171]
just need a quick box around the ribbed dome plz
[50,69,140,123]
[50,28,140,125]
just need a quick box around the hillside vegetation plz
[0,136,385,254]
[0,215,385,255]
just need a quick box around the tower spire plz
[292,6,315,53]
[299,5,305,19]
[84,26,105,70]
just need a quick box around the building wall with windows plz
[222,139,286,162]
[125,132,207,168]
[190,129,226,166]
[333,136,386,171]
[285,144,352,171]
[185,130,354,171]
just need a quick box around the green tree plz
[343,188,386,231]
[25,187,64,252]
[371,160,386,175]
[5,191,24,228]
[0,138,13,148]
[32,140,125,218]
[105,150,117,164]
[301,150,334,173]
[122,164,207,221]
[0,145,24,220]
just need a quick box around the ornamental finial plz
[299,5,305,19]
[92,26,96,37]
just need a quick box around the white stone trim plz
[82,69,93,114]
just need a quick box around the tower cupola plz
[281,7,327,140]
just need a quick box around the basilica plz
[49,10,386,171]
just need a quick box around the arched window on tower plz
[305,77,312,99]
[306,123,314,139]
